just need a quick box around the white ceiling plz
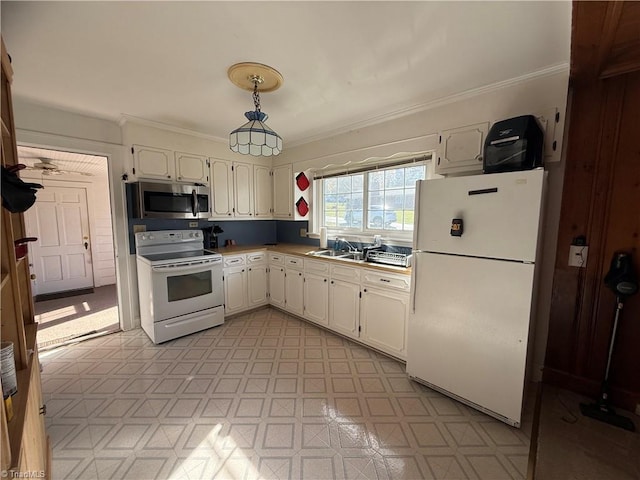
[2,1,571,148]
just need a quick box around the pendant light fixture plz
[228,62,283,156]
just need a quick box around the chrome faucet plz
[336,237,359,253]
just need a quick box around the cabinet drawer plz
[223,254,246,267]
[269,253,284,265]
[305,259,329,275]
[362,271,410,291]
[246,251,267,265]
[285,256,304,270]
[330,264,361,283]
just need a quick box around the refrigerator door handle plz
[410,254,418,313]
[413,180,422,248]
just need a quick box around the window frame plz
[314,155,436,242]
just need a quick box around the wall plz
[544,2,640,411]
[13,101,136,330]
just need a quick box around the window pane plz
[352,174,364,192]
[324,178,337,194]
[337,176,352,194]
[369,171,384,191]
[384,168,404,189]
[405,166,425,187]
[323,162,427,233]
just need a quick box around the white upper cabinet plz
[254,165,273,218]
[131,145,209,184]
[233,162,254,218]
[435,122,489,175]
[132,145,174,181]
[210,159,266,219]
[210,158,235,218]
[272,164,293,219]
[175,152,209,184]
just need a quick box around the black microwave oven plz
[129,181,210,219]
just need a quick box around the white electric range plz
[135,230,224,343]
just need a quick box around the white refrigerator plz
[407,169,546,427]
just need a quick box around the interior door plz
[25,185,94,295]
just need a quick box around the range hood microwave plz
[129,181,210,219]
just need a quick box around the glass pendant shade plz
[229,110,283,157]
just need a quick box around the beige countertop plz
[209,243,412,275]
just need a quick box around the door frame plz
[16,129,135,331]
[25,179,96,296]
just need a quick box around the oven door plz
[150,258,223,322]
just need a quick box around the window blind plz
[312,153,432,180]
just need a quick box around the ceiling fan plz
[20,156,93,176]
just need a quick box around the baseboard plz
[35,287,95,302]
[542,367,639,412]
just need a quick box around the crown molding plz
[286,63,570,148]
[119,114,228,144]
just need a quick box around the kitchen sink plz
[310,250,344,257]
[307,250,363,261]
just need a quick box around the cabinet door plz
[284,268,304,316]
[254,165,273,218]
[303,273,329,326]
[360,286,409,359]
[224,266,247,315]
[18,355,47,475]
[233,162,254,218]
[132,145,174,180]
[435,122,489,175]
[247,264,268,307]
[272,164,293,218]
[175,152,209,184]
[329,279,360,339]
[269,266,285,308]
[210,158,234,218]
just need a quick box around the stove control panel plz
[136,230,203,247]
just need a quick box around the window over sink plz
[317,155,432,236]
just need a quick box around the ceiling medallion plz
[228,62,283,157]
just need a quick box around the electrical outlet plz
[189,222,198,228]
[300,228,307,237]
[568,245,588,267]
[133,225,146,233]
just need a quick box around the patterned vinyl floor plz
[41,307,534,480]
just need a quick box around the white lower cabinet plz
[284,256,304,316]
[268,266,285,308]
[360,286,409,359]
[224,265,248,315]
[268,253,285,308]
[328,279,360,339]
[247,252,268,308]
[304,272,329,326]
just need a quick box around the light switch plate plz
[299,228,307,237]
[568,245,588,267]
[189,222,198,228]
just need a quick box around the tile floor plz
[41,308,534,480]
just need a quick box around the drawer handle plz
[380,278,391,282]
[39,405,47,416]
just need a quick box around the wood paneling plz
[545,2,640,411]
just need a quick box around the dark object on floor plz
[580,251,637,432]
[35,287,95,303]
